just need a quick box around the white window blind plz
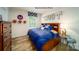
[28,16,37,29]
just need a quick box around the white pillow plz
[51,30,58,34]
[41,27,45,30]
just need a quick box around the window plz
[28,16,37,28]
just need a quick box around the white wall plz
[0,7,8,21]
[41,7,79,50]
[8,8,28,38]
[61,8,79,50]
[8,8,41,38]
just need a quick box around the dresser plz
[0,21,11,51]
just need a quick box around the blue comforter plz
[28,28,59,50]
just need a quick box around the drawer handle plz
[4,27,7,28]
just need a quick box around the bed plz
[28,23,60,51]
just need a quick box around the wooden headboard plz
[42,23,60,33]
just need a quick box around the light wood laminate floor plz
[12,36,77,51]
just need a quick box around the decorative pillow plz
[51,30,58,34]
[45,25,53,30]
[40,24,53,30]
[40,24,45,30]
[40,27,45,30]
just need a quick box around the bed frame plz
[41,23,60,51]
[29,23,61,51]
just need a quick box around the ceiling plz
[25,7,54,14]
[9,7,61,15]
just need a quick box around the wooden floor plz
[12,36,77,51]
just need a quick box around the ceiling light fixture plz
[35,7,53,9]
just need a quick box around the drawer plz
[3,24,11,33]
[0,44,2,50]
[3,28,11,33]
[3,33,11,42]
[0,25,2,33]
[0,38,2,51]
[0,37,2,40]
[0,32,2,36]
[0,23,2,27]
[0,36,2,39]
[3,36,11,42]
[3,39,11,48]
[3,32,11,39]
[4,43,11,51]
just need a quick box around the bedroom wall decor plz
[12,19,17,23]
[12,19,26,24]
[17,15,23,20]
[12,15,26,24]
[44,10,63,21]
[23,20,26,24]
[18,20,22,23]
[28,11,37,17]
[17,15,23,24]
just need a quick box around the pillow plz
[49,25,53,30]
[40,27,45,30]
[45,25,53,30]
[51,30,58,34]
[40,24,53,30]
[40,24,46,30]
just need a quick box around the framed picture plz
[23,20,26,24]
[18,20,22,23]
[12,19,17,23]
[17,15,23,20]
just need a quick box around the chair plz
[60,29,67,44]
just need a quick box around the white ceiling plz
[25,7,54,14]
[9,7,61,15]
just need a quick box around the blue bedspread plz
[28,28,59,50]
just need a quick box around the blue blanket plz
[28,28,59,50]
